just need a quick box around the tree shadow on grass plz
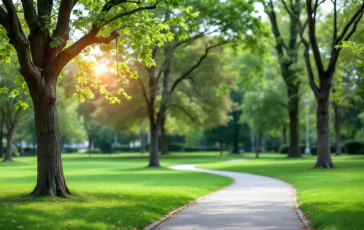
[0,192,195,230]
[299,202,364,230]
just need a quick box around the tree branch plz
[335,3,364,45]
[55,31,119,75]
[306,0,325,77]
[168,104,196,123]
[169,42,226,94]
[281,0,319,95]
[102,3,159,26]
[20,0,38,33]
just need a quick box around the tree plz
[265,0,303,157]
[241,78,288,158]
[0,58,30,161]
[0,0,187,196]
[281,0,364,167]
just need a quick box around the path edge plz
[143,160,311,230]
[291,185,311,229]
[143,169,235,230]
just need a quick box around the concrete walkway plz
[154,161,305,230]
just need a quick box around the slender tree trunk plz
[287,91,301,157]
[29,84,71,197]
[315,86,334,168]
[149,122,160,167]
[255,134,261,159]
[160,117,168,155]
[232,114,240,154]
[3,126,15,162]
[282,125,287,145]
[333,102,341,156]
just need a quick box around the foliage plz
[344,140,364,155]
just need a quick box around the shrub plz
[344,141,364,155]
[279,144,289,154]
[63,147,79,153]
[185,146,220,152]
[112,145,140,153]
[2,145,20,157]
[24,147,36,155]
[86,148,101,154]
[168,143,185,152]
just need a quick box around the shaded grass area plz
[0,152,234,230]
[200,153,364,230]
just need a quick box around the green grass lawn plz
[199,153,364,230]
[0,152,233,230]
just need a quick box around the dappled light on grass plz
[0,153,232,230]
[200,154,364,230]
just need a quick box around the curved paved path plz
[155,161,304,230]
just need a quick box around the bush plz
[63,147,79,153]
[112,145,140,153]
[344,141,364,155]
[86,148,101,154]
[279,144,289,154]
[2,145,20,157]
[168,143,185,152]
[23,147,36,155]
[185,146,220,152]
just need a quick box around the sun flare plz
[94,64,109,75]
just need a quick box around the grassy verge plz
[199,153,364,230]
[0,152,233,230]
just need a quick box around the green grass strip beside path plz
[0,153,234,230]
[199,153,364,230]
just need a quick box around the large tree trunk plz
[333,102,341,156]
[315,87,334,168]
[160,117,168,155]
[3,126,15,162]
[30,84,71,197]
[287,89,301,157]
[149,123,160,167]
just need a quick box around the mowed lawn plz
[0,153,233,230]
[200,153,364,230]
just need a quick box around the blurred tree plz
[265,0,303,157]
[0,57,30,161]
[281,0,364,168]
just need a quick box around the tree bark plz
[333,102,341,155]
[29,83,71,197]
[3,126,15,162]
[315,86,334,168]
[160,117,168,155]
[148,123,160,167]
[288,97,301,157]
